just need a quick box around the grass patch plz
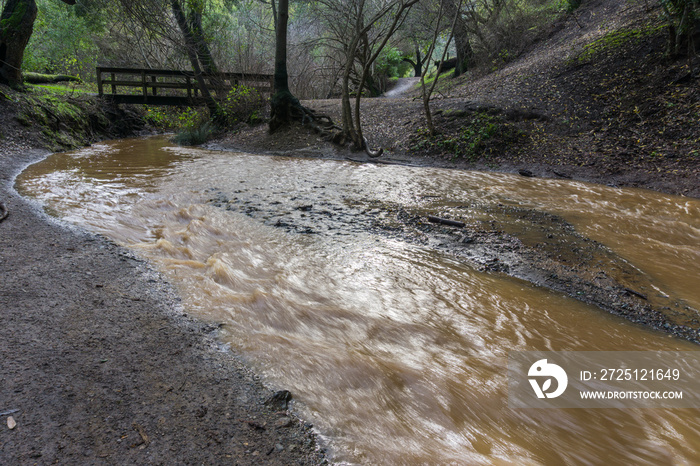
[172,121,216,146]
[27,82,97,96]
[575,24,665,63]
[143,106,183,131]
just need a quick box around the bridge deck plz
[96,67,274,106]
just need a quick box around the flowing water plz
[17,137,700,464]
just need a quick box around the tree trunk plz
[0,0,75,87]
[171,0,221,121]
[452,24,474,77]
[340,35,359,145]
[402,43,425,77]
[0,0,38,87]
[442,0,472,77]
[269,0,301,132]
[661,0,698,58]
[413,42,423,76]
[188,6,225,95]
[23,71,80,84]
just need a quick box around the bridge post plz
[97,67,103,96]
[141,70,147,103]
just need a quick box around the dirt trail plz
[0,149,325,464]
[382,77,420,98]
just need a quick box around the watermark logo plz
[528,359,568,399]
[509,352,700,408]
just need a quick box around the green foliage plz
[143,106,176,130]
[172,120,216,146]
[220,85,266,125]
[177,106,209,131]
[413,112,518,161]
[376,46,411,79]
[144,105,217,134]
[143,90,264,139]
[23,0,100,80]
[170,106,220,146]
[559,0,581,13]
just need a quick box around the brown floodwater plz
[17,137,700,464]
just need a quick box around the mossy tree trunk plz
[0,0,38,87]
[0,0,75,88]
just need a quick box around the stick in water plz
[426,216,465,228]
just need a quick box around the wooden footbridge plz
[96,67,274,106]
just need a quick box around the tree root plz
[303,110,383,158]
[271,98,383,158]
[362,137,383,158]
[0,202,8,223]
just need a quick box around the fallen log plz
[24,72,81,84]
[426,215,465,228]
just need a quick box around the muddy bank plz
[1,149,325,462]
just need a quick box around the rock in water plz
[265,390,292,410]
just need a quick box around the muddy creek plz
[17,137,700,464]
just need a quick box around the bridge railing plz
[96,67,274,105]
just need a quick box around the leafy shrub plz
[172,121,216,146]
[143,106,175,130]
[171,107,215,145]
[220,85,266,126]
[376,46,412,79]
